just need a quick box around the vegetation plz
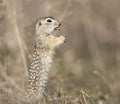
[0,0,120,103]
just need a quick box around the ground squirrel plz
[25,17,66,101]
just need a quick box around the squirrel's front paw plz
[52,35,66,49]
[59,35,66,43]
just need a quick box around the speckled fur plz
[25,17,65,101]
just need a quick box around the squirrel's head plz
[35,17,61,37]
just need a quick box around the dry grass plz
[0,0,120,104]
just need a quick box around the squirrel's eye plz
[47,19,52,22]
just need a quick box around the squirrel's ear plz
[38,21,41,26]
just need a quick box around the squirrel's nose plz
[59,23,61,27]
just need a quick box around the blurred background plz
[0,0,120,104]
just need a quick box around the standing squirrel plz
[25,17,66,102]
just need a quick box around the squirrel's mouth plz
[51,23,61,36]
[53,26,61,36]
[54,23,61,31]
[54,26,61,31]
